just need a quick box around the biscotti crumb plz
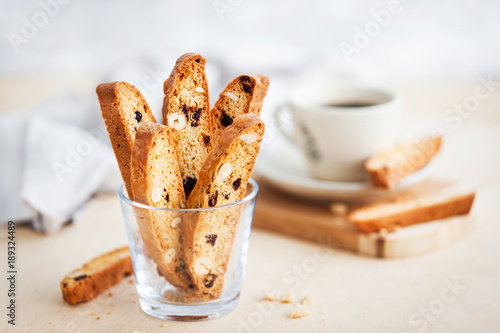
[289,304,310,319]
[108,292,113,297]
[329,203,348,217]
[96,317,101,320]
[280,289,295,303]
[300,296,313,307]
[90,313,95,316]
[161,324,168,328]
[263,290,278,301]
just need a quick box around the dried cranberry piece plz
[191,108,202,127]
[204,274,217,288]
[221,111,233,127]
[240,76,253,94]
[232,178,242,190]
[183,177,197,198]
[73,275,89,282]
[135,111,142,123]
[208,190,218,207]
[206,234,217,246]
[181,104,189,118]
[203,136,211,146]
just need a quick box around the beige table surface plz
[1,75,499,333]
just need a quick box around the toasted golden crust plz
[96,81,156,197]
[183,113,265,298]
[60,247,133,305]
[212,75,269,141]
[130,122,192,289]
[162,53,213,199]
[349,191,475,233]
[365,136,442,189]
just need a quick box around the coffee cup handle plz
[273,104,297,145]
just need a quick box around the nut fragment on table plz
[280,289,295,303]
[263,290,278,301]
[290,304,310,319]
[300,296,313,307]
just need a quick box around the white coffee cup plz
[275,85,401,181]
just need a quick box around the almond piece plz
[164,249,176,263]
[194,257,211,275]
[290,304,310,319]
[240,133,257,144]
[151,188,163,203]
[215,163,232,185]
[223,92,238,101]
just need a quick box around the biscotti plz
[212,75,269,141]
[60,247,133,305]
[184,113,265,298]
[349,189,475,233]
[130,122,192,289]
[162,53,213,199]
[97,81,156,197]
[365,136,442,189]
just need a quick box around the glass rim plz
[117,178,259,212]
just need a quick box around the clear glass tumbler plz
[118,179,258,321]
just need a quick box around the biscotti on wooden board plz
[97,81,156,197]
[60,247,133,305]
[349,189,475,233]
[184,113,265,298]
[212,74,269,142]
[130,122,192,289]
[162,53,213,199]
[365,136,442,189]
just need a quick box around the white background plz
[1,0,500,79]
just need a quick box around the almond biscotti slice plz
[349,189,475,233]
[212,75,269,141]
[97,81,156,198]
[60,247,133,305]
[365,136,442,189]
[130,122,192,289]
[183,113,265,298]
[162,53,213,199]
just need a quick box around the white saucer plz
[254,137,433,202]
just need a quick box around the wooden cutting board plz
[252,178,476,258]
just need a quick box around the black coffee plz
[325,101,377,108]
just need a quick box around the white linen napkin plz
[0,92,119,233]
